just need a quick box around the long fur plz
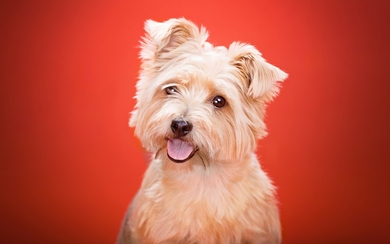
[118,18,288,244]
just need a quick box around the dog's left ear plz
[229,42,288,101]
[140,18,208,63]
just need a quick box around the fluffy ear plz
[229,42,288,101]
[140,18,208,62]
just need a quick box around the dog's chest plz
[133,167,256,242]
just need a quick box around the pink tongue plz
[167,139,194,161]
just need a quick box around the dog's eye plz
[165,86,178,95]
[212,96,226,108]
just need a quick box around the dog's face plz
[130,18,287,164]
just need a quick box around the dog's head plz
[130,18,287,164]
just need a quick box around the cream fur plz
[118,18,287,244]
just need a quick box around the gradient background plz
[1,0,389,243]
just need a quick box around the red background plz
[1,0,389,243]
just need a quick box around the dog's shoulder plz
[117,192,139,244]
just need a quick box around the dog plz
[117,18,287,244]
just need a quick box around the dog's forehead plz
[171,63,238,92]
[155,42,246,97]
[163,48,238,82]
[164,72,241,107]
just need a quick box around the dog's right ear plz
[229,42,288,102]
[140,18,208,65]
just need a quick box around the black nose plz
[171,118,192,137]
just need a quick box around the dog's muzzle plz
[167,118,196,163]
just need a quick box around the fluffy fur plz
[118,18,288,244]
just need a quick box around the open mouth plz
[167,139,197,163]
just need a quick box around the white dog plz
[118,18,287,244]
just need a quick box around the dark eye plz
[165,86,178,95]
[212,96,226,108]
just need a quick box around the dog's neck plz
[157,149,255,180]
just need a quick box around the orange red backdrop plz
[1,0,389,243]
